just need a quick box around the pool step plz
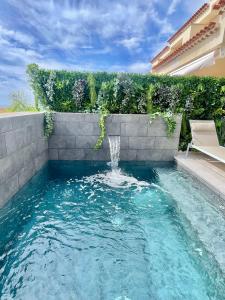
[158,168,225,273]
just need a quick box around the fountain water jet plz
[85,135,149,189]
[108,136,120,169]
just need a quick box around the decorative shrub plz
[87,74,97,110]
[44,110,54,137]
[45,71,56,104]
[27,64,225,149]
[97,81,114,111]
[151,83,182,113]
[113,74,136,113]
[72,79,87,111]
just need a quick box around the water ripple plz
[0,163,225,299]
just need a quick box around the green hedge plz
[27,64,225,149]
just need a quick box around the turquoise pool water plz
[1,161,225,300]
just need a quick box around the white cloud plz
[127,62,150,73]
[6,47,42,64]
[0,0,197,105]
[7,0,165,50]
[0,24,34,46]
[168,0,181,15]
[38,59,94,72]
[183,0,206,15]
[147,6,175,37]
[110,62,150,73]
[0,67,32,107]
[160,22,174,35]
[118,37,142,50]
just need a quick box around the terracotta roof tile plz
[151,3,209,64]
[213,0,225,10]
[153,22,217,70]
[167,3,209,43]
[151,46,169,63]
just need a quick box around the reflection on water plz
[0,162,225,300]
[84,168,150,190]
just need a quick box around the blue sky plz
[0,0,205,106]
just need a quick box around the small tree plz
[87,74,97,109]
[26,64,40,110]
[7,91,37,112]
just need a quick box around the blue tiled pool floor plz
[0,161,225,300]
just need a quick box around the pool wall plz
[0,113,48,207]
[49,113,182,161]
[0,112,181,206]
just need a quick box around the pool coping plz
[0,112,43,118]
[175,152,225,202]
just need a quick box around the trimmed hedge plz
[27,64,225,149]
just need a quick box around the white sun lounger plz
[186,120,225,163]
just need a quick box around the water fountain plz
[85,135,149,189]
[108,136,120,169]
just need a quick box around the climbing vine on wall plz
[27,64,225,149]
[44,110,54,138]
[94,108,109,150]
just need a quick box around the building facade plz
[151,0,225,77]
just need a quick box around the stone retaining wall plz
[49,113,182,161]
[0,113,48,207]
[0,112,181,206]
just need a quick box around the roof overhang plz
[169,51,216,76]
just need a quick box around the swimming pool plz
[0,161,225,300]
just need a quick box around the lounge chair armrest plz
[186,142,192,157]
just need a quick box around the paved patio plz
[175,151,225,201]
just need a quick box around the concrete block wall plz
[0,112,182,206]
[0,113,48,207]
[49,113,182,161]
